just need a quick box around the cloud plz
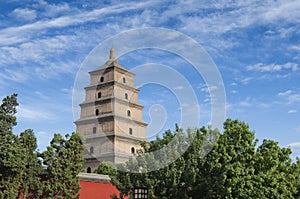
[262,0,300,23]
[0,68,29,83]
[241,77,252,85]
[37,131,49,136]
[289,45,300,52]
[288,110,297,114]
[0,1,159,46]
[174,0,300,50]
[246,62,298,72]
[34,91,49,100]
[199,84,219,93]
[288,141,300,159]
[11,8,37,21]
[239,97,252,107]
[42,2,72,17]
[288,142,300,157]
[0,33,81,83]
[288,142,300,148]
[174,86,184,90]
[17,105,54,121]
[0,34,78,66]
[0,58,79,84]
[278,90,293,96]
[226,97,275,114]
[278,90,300,104]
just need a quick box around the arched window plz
[100,76,104,82]
[127,110,131,117]
[98,92,102,98]
[87,167,91,173]
[131,147,135,154]
[90,146,94,154]
[93,127,96,134]
[95,109,99,116]
[129,128,132,135]
[125,93,128,100]
[123,77,126,83]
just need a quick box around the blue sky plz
[0,0,299,157]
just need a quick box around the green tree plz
[201,119,298,199]
[19,129,43,199]
[95,161,117,176]
[0,94,25,198]
[0,93,18,132]
[253,139,296,198]
[97,125,218,199]
[98,119,300,199]
[41,132,84,199]
[293,159,300,198]
[200,119,258,198]
[0,94,85,198]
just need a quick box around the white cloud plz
[278,90,293,96]
[288,141,300,159]
[199,84,219,93]
[278,90,300,104]
[176,0,300,44]
[203,98,210,103]
[246,62,298,72]
[0,1,159,46]
[34,91,50,100]
[0,68,29,83]
[288,142,300,148]
[239,97,252,107]
[288,109,297,114]
[1,1,299,85]
[289,45,300,52]
[262,0,300,23]
[0,34,78,66]
[17,105,54,120]
[174,86,184,90]
[288,141,300,160]
[61,87,73,95]
[289,93,300,104]
[43,2,72,17]
[275,74,289,79]
[12,8,37,21]
[241,77,252,85]
[37,131,48,136]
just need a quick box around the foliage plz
[0,93,18,132]
[40,132,84,199]
[97,119,300,199]
[95,161,117,176]
[19,129,43,199]
[0,94,84,198]
[0,94,27,198]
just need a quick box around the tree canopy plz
[97,119,300,199]
[0,94,84,199]
[40,132,84,198]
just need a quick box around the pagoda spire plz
[109,48,115,60]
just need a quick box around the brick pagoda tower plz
[75,48,147,173]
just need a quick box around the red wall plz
[79,180,128,199]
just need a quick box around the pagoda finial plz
[109,48,115,60]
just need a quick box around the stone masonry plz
[75,48,148,173]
